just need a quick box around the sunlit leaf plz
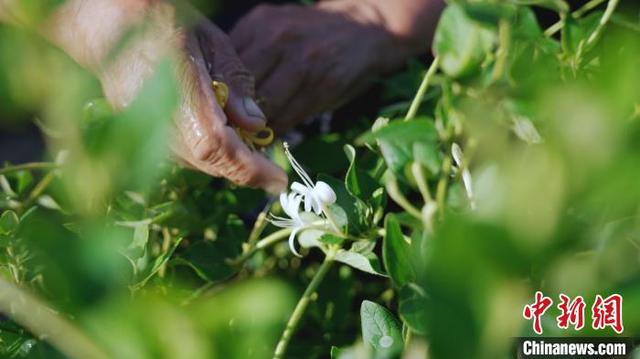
[334,250,386,276]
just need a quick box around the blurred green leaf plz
[514,0,569,14]
[461,2,517,26]
[398,284,428,335]
[433,4,496,78]
[0,210,19,235]
[127,222,149,259]
[13,171,33,195]
[382,214,415,287]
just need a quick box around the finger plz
[196,25,269,131]
[257,60,306,120]
[196,126,288,193]
[179,34,230,161]
[238,43,281,85]
[229,4,275,54]
[181,33,287,192]
[226,88,267,131]
[229,11,256,54]
[168,128,208,173]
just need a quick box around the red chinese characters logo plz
[592,294,624,334]
[523,291,553,335]
[556,294,586,330]
[523,292,623,334]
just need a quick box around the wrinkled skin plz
[46,0,288,193]
[230,0,444,133]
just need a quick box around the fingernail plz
[243,97,267,125]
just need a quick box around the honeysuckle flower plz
[268,143,340,257]
[451,143,476,210]
[268,192,323,257]
[283,142,337,214]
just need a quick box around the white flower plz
[451,143,476,210]
[267,143,340,257]
[284,142,337,214]
[268,192,322,257]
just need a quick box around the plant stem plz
[158,227,171,278]
[544,0,608,36]
[20,171,57,212]
[247,208,269,247]
[0,276,109,359]
[402,324,413,346]
[585,0,619,46]
[273,256,334,359]
[405,56,440,121]
[385,177,423,221]
[435,156,452,219]
[0,162,56,176]
[411,162,432,204]
[492,19,511,82]
[227,228,293,266]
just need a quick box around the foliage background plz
[0,0,640,358]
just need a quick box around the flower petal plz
[451,143,464,167]
[291,181,308,195]
[288,228,302,257]
[313,181,336,204]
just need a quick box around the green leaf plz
[357,118,440,183]
[334,250,386,276]
[561,12,603,58]
[360,300,403,358]
[0,210,19,235]
[512,7,543,39]
[358,117,438,145]
[177,240,240,283]
[433,3,496,78]
[177,215,244,282]
[461,2,517,27]
[513,0,569,14]
[412,141,441,175]
[127,222,149,259]
[398,284,428,335]
[343,145,377,200]
[135,237,184,287]
[382,214,416,287]
[319,234,345,246]
[331,345,362,359]
[326,203,348,230]
[318,174,371,235]
[13,171,33,195]
[331,346,347,359]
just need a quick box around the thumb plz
[197,26,268,132]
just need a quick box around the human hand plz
[170,15,288,193]
[48,1,287,193]
[230,0,420,133]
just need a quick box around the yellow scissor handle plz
[211,80,229,108]
[211,81,274,149]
